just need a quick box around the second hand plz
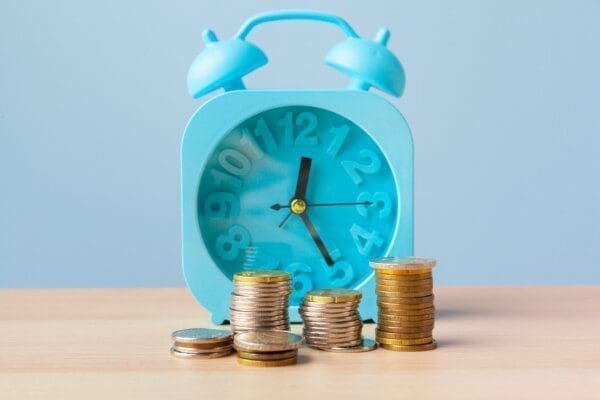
[271,201,373,211]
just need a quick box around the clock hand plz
[278,211,293,228]
[299,213,334,266]
[270,201,373,211]
[294,157,312,199]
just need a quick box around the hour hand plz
[294,157,312,199]
[299,213,334,266]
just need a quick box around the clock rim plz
[181,90,414,324]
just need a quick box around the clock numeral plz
[342,149,381,185]
[210,169,242,189]
[284,262,313,303]
[239,128,265,159]
[203,192,239,218]
[278,111,319,147]
[322,249,355,288]
[326,124,350,158]
[350,223,383,256]
[218,149,251,176]
[254,117,278,153]
[215,224,251,260]
[356,192,392,219]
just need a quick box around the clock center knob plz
[290,198,307,214]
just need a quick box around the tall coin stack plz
[300,289,376,352]
[370,257,437,351]
[229,270,291,334]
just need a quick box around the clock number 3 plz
[350,223,383,256]
[342,149,381,185]
[356,192,392,219]
[215,225,251,260]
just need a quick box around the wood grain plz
[1,287,599,399]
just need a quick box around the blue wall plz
[1,0,599,287]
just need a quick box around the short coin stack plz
[300,289,377,352]
[229,270,291,334]
[370,257,437,351]
[170,328,234,359]
[233,330,305,367]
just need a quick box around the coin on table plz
[376,336,433,345]
[171,328,233,344]
[318,338,378,353]
[380,340,438,352]
[236,350,298,361]
[233,270,291,283]
[170,347,233,359]
[305,289,362,304]
[173,344,233,354]
[237,355,298,367]
[375,271,433,281]
[234,330,304,352]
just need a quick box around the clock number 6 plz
[215,225,251,260]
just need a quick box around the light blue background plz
[1,1,599,288]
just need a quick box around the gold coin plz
[305,289,362,304]
[376,325,434,334]
[378,302,435,311]
[378,313,435,322]
[233,330,304,352]
[236,355,298,367]
[376,336,433,345]
[370,257,436,271]
[380,340,438,352]
[236,350,297,361]
[233,270,291,283]
[377,290,433,298]
[170,347,233,359]
[376,271,432,280]
[378,306,436,316]
[375,329,433,339]
[377,294,434,304]
[376,278,433,287]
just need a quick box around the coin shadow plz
[435,308,481,319]
[296,354,312,365]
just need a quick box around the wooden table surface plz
[1,287,599,399]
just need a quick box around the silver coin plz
[171,328,233,344]
[172,344,233,354]
[317,339,378,353]
[306,338,363,347]
[302,315,361,324]
[301,301,360,310]
[229,309,288,318]
[170,347,233,359]
[233,330,304,352]
[299,308,358,317]
[229,303,288,312]
[231,318,290,326]
[304,332,362,341]
[231,294,290,303]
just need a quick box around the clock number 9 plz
[215,225,251,260]
[203,192,239,218]
[284,262,313,303]
[278,111,319,147]
[341,149,381,185]
[350,223,383,256]
[356,192,392,219]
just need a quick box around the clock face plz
[197,106,398,305]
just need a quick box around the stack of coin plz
[370,257,437,351]
[170,328,234,359]
[233,330,304,367]
[299,289,377,352]
[229,270,291,334]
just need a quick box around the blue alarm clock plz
[181,10,413,324]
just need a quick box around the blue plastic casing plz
[181,90,413,323]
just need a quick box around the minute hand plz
[270,201,372,211]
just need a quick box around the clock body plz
[181,90,413,323]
